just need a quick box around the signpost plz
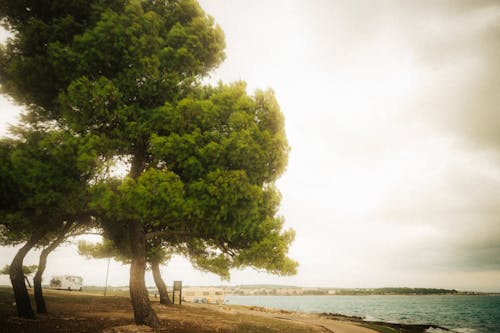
[172,280,182,304]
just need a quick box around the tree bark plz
[33,248,50,314]
[151,259,171,305]
[129,219,159,328]
[24,276,32,288]
[9,227,47,318]
[127,151,158,327]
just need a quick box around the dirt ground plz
[0,288,328,333]
[0,287,438,333]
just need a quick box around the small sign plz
[172,280,182,304]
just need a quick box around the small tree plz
[0,264,37,288]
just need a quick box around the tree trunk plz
[33,248,49,314]
[24,276,32,288]
[129,219,159,328]
[127,151,158,327]
[34,223,72,314]
[9,227,47,318]
[151,260,171,305]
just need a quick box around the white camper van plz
[49,275,83,291]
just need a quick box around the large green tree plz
[84,82,296,326]
[1,0,296,327]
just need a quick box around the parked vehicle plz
[49,275,83,291]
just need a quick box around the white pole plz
[104,257,110,296]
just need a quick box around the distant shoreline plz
[2,284,498,296]
[226,292,500,296]
[219,286,495,297]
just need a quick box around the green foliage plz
[0,264,38,275]
[77,237,232,279]
[0,139,18,211]
[0,130,99,245]
[10,132,93,213]
[78,239,131,264]
[150,83,289,184]
[234,225,297,276]
[0,0,125,109]
[1,0,224,127]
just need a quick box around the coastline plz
[206,303,455,333]
[223,293,500,332]
[320,312,455,333]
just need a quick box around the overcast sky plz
[1,0,500,292]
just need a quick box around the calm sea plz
[224,295,500,333]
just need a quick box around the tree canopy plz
[0,130,99,245]
[0,264,37,276]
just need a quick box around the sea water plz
[224,295,500,333]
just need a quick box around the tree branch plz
[144,229,190,241]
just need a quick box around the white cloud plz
[1,1,499,292]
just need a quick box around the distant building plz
[182,287,224,304]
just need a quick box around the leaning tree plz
[1,0,297,327]
[0,130,100,317]
[33,220,95,314]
